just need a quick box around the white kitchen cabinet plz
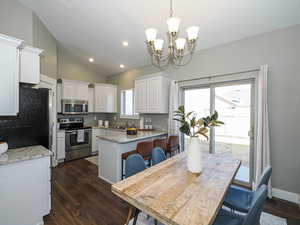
[61,79,89,101]
[0,34,23,116]
[56,130,65,162]
[19,45,43,84]
[135,79,148,113]
[88,87,95,113]
[94,84,117,113]
[134,74,170,113]
[0,156,51,225]
[92,128,99,154]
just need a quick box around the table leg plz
[125,207,133,225]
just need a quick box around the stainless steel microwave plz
[62,99,88,114]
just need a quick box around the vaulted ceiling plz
[19,0,300,76]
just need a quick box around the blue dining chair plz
[152,147,167,165]
[213,185,268,225]
[125,154,147,225]
[223,166,272,213]
[125,154,147,178]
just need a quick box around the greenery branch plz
[173,105,224,139]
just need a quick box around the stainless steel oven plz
[58,117,92,161]
[65,128,92,161]
[62,99,88,115]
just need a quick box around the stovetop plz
[58,117,91,131]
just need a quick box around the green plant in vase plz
[173,105,224,173]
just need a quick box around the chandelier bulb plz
[145,28,158,42]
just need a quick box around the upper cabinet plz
[19,46,43,84]
[0,34,23,116]
[61,79,89,101]
[94,84,117,113]
[88,87,94,113]
[135,74,170,114]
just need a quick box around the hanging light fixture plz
[145,0,199,69]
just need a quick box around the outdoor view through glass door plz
[183,81,254,185]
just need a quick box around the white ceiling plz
[19,0,300,76]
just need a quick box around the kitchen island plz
[97,129,167,183]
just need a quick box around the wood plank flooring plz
[44,159,300,225]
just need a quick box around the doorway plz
[183,80,254,186]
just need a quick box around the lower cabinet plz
[0,156,51,225]
[92,128,98,154]
[56,130,65,162]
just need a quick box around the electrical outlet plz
[94,116,97,120]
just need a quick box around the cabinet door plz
[62,82,76,100]
[94,85,117,113]
[147,77,161,113]
[0,157,51,225]
[94,86,106,112]
[56,132,65,161]
[92,129,99,153]
[0,42,19,116]
[76,83,89,101]
[19,46,42,84]
[105,86,117,113]
[135,79,148,113]
[88,88,94,112]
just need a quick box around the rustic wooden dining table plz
[112,152,241,225]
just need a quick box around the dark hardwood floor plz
[44,159,300,225]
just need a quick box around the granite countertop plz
[0,145,52,166]
[97,130,167,144]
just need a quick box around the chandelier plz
[145,0,199,69]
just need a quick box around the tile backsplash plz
[105,113,169,131]
[58,113,169,131]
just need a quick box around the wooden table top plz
[112,152,241,225]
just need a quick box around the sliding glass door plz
[183,80,254,186]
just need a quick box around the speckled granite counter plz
[96,130,167,144]
[0,145,52,166]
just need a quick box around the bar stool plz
[121,141,153,179]
[153,138,167,151]
[136,140,154,166]
[166,135,180,157]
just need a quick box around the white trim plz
[272,188,299,204]
[178,70,258,88]
[38,75,58,167]
[135,71,166,80]
[40,74,57,85]
[0,33,23,48]
[21,45,44,55]
[98,175,114,184]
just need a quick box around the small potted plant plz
[173,106,224,173]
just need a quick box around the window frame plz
[120,88,139,119]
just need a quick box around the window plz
[120,89,138,118]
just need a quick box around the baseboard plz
[98,175,114,184]
[272,188,299,205]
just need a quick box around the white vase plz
[0,142,8,155]
[187,137,203,173]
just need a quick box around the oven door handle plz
[66,131,77,135]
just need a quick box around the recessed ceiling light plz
[89,58,94,62]
[120,64,125,68]
[122,41,129,47]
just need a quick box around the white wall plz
[57,44,106,83]
[107,24,300,194]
